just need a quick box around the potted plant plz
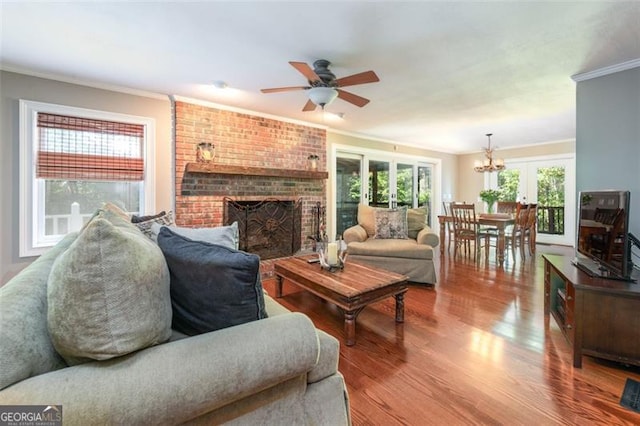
[479,189,501,214]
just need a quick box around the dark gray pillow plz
[156,227,267,336]
[131,211,167,223]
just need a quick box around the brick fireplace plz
[173,101,327,256]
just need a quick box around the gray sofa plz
[344,204,439,284]
[0,214,351,424]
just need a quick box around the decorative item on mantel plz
[479,189,502,214]
[196,142,215,162]
[307,154,319,171]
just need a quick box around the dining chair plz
[504,203,530,261]
[483,201,526,262]
[496,201,519,214]
[450,203,488,262]
[442,201,454,253]
[523,203,538,255]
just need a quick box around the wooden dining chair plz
[442,201,454,253]
[486,201,526,262]
[523,203,538,255]
[450,203,488,262]
[496,201,519,214]
[505,203,530,260]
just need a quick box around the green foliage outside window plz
[496,166,565,207]
[497,169,520,201]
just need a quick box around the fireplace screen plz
[224,198,302,260]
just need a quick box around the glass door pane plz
[396,163,414,208]
[368,159,390,208]
[418,165,433,226]
[497,168,522,201]
[534,164,569,245]
[336,156,362,236]
[496,159,574,246]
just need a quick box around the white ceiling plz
[1,1,639,154]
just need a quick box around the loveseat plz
[344,204,439,284]
[0,206,351,425]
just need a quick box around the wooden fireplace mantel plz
[185,162,328,179]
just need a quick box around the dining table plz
[437,213,516,267]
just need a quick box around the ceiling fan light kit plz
[261,59,379,112]
[308,87,339,108]
[474,133,505,173]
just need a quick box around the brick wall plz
[174,101,326,252]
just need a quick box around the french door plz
[490,156,575,246]
[335,151,436,236]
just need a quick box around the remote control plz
[307,258,320,264]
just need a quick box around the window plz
[20,100,156,257]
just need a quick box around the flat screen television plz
[573,190,634,281]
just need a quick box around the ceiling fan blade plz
[302,99,317,112]
[289,61,322,82]
[335,70,379,88]
[261,86,309,94]
[337,89,370,107]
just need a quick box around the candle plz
[327,242,338,265]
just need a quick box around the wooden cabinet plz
[543,254,640,368]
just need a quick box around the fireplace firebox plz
[223,198,302,260]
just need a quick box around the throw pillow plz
[357,204,378,236]
[150,221,239,249]
[407,206,429,239]
[156,227,267,336]
[133,211,174,239]
[47,211,172,365]
[0,232,77,391]
[131,210,167,223]
[373,207,409,239]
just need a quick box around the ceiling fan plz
[261,59,380,111]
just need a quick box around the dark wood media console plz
[543,254,640,368]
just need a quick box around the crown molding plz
[328,128,458,154]
[0,64,170,101]
[571,58,640,82]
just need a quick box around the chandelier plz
[474,133,505,173]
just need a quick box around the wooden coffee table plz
[273,256,409,346]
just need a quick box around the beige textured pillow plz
[47,210,172,365]
[357,204,377,236]
[373,207,408,239]
[407,207,429,239]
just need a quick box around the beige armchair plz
[343,204,439,285]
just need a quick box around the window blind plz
[36,113,145,181]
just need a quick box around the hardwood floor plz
[263,245,640,425]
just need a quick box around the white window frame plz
[19,100,156,257]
